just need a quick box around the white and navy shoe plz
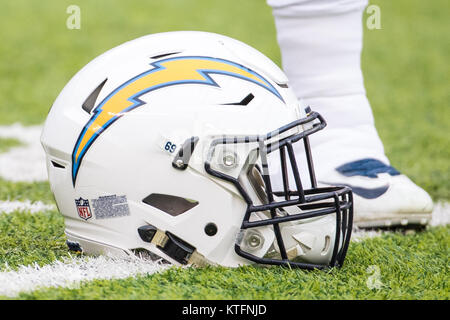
[318,159,433,228]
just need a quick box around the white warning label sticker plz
[92,195,130,219]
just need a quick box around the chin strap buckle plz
[137,225,212,267]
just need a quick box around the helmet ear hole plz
[204,223,218,236]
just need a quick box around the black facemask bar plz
[204,111,353,270]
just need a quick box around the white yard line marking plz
[0,255,170,297]
[0,200,55,214]
[351,229,383,242]
[0,124,47,182]
[430,201,450,227]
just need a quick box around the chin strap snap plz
[138,225,212,267]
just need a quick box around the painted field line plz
[429,201,450,226]
[0,123,47,182]
[0,255,170,297]
[0,200,55,214]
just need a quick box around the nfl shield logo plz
[75,198,92,220]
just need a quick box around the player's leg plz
[268,0,433,228]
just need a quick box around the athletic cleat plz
[319,159,433,228]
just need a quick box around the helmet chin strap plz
[138,225,215,267]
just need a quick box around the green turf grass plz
[0,211,69,271]
[0,0,448,300]
[0,138,22,153]
[9,226,449,300]
[0,179,53,203]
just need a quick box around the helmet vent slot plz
[82,79,107,114]
[142,193,198,216]
[222,93,254,106]
[51,160,65,169]
[150,52,181,59]
[321,236,331,255]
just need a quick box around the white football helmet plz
[41,31,353,269]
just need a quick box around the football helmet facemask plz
[41,31,353,269]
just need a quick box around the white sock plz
[268,0,389,176]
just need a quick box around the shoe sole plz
[355,213,431,229]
